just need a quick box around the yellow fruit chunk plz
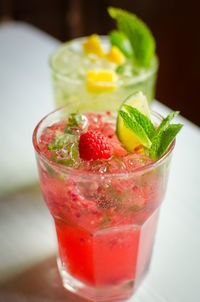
[83,34,105,57]
[106,46,125,64]
[87,70,116,82]
[86,70,117,93]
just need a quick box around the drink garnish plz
[117,91,183,160]
[109,30,133,58]
[83,33,125,65]
[83,34,105,57]
[108,7,156,67]
[81,7,157,93]
[86,70,117,93]
[106,45,125,64]
[47,113,88,166]
[46,92,182,166]
[148,111,182,160]
[48,133,71,151]
[64,113,88,134]
[117,91,152,152]
[79,130,112,161]
[48,133,80,166]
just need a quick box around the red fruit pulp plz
[54,210,159,286]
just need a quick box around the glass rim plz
[33,100,175,180]
[49,36,159,85]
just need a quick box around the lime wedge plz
[109,30,133,58]
[108,7,156,67]
[117,91,151,152]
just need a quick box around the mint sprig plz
[51,142,80,167]
[64,113,88,134]
[48,132,80,167]
[156,111,179,135]
[153,124,183,160]
[123,105,156,139]
[119,105,183,160]
[119,110,152,149]
[48,133,75,151]
[108,7,155,67]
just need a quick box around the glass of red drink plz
[33,99,174,302]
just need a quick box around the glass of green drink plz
[49,7,159,108]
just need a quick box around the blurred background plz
[1,0,199,125]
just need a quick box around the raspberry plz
[79,131,112,161]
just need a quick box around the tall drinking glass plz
[33,99,174,302]
[49,37,158,107]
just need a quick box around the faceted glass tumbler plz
[33,100,174,302]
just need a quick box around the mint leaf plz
[156,111,179,136]
[119,110,152,148]
[149,123,183,160]
[47,132,80,167]
[123,105,156,139]
[51,142,80,167]
[109,30,133,58]
[157,124,183,158]
[64,113,88,134]
[148,131,163,160]
[149,111,182,159]
[48,133,75,151]
[108,7,156,67]
[48,144,63,151]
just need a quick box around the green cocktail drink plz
[49,7,159,108]
[50,37,158,107]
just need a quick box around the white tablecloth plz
[0,21,58,195]
[0,22,199,302]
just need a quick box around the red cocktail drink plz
[33,99,174,301]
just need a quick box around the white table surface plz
[0,22,199,302]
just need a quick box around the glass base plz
[57,258,148,302]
